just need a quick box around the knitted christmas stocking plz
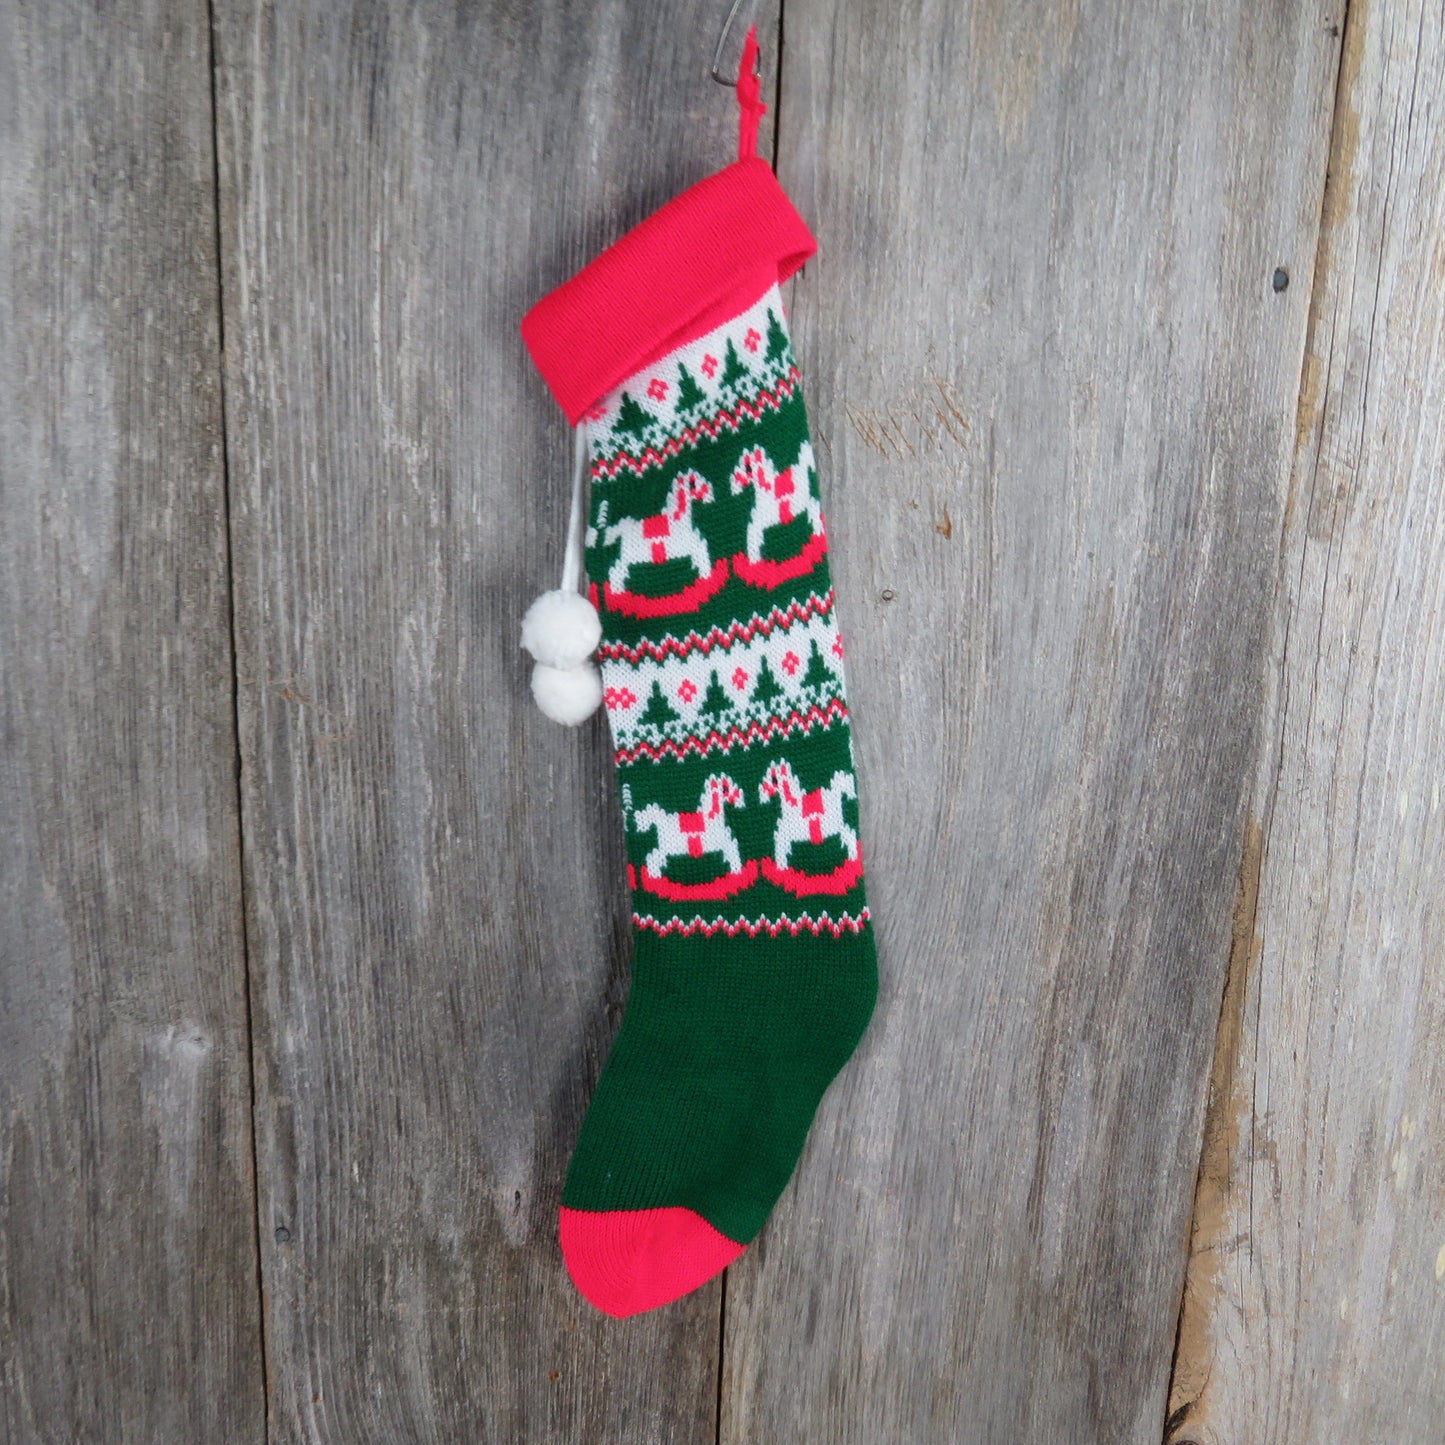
[520,31,876,1317]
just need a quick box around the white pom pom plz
[521,589,601,669]
[530,660,603,725]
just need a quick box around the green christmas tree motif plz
[698,669,733,719]
[751,654,786,706]
[719,337,751,391]
[614,391,653,443]
[764,309,790,367]
[674,363,708,415]
[802,639,835,692]
[638,680,680,728]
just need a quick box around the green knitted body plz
[564,284,877,1245]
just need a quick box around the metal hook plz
[709,0,750,85]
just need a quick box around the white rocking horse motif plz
[594,470,714,593]
[757,758,863,896]
[625,775,758,900]
[730,441,823,564]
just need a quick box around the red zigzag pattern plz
[592,368,800,480]
[614,696,848,765]
[598,590,835,665]
[633,908,871,940]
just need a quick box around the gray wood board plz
[212,3,778,1438]
[723,2,1342,1441]
[1166,1,1445,1439]
[0,1,263,1440]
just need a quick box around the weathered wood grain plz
[722,2,1343,1440]
[0,1,264,1440]
[1166,2,1445,1439]
[11,0,1440,1435]
[212,3,777,1437]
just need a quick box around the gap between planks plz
[205,0,273,1433]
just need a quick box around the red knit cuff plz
[521,157,817,424]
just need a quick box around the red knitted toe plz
[559,1205,745,1317]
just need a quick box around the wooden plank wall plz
[209,3,770,1439]
[722,2,1341,1439]
[1166,2,1445,1440]
[3,0,1442,1441]
[0,1,264,1440]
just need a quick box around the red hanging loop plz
[736,25,766,160]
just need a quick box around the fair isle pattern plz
[601,609,845,751]
[613,697,849,767]
[598,589,835,665]
[584,285,869,935]
[634,909,872,940]
[588,369,801,483]
[584,287,794,464]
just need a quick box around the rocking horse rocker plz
[592,470,730,619]
[758,758,864,896]
[624,774,760,901]
[729,441,829,589]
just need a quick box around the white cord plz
[559,421,588,594]
[518,419,601,724]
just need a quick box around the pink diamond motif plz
[732,666,749,690]
[647,377,668,400]
[605,687,637,711]
[781,651,800,676]
[701,354,718,378]
[832,634,845,658]
[677,679,698,703]
[744,328,761,353]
